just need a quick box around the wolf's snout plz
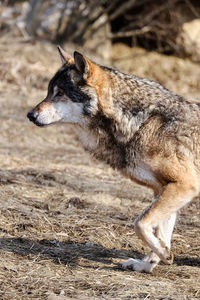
[27,111,38,123]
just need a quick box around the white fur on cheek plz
[53,101,84,124]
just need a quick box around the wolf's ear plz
[74,51,111,114]
[74,51,91,78]
[57,46,74,65]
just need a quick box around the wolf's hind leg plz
[157,212,177,249]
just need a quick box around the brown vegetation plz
[1,0,200,58]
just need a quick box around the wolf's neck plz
[76,116,127,169]
[98,70,187,140]
[99,86,149,141]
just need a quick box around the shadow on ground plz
[0,237,199,269]
[0,237,142,268]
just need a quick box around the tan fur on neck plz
[85,59,112,113]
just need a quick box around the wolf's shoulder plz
[100,64,179,100]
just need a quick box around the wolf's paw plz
[162,250,174,265]
[158,239,174,265]
[121,258,154,273]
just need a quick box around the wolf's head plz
[27,47,111,127]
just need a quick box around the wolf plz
[27,46,200,272]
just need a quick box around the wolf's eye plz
[56,90,64,97]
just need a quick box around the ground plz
[0,36,199,300]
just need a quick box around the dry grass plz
[0,36,199,300]
[110,43,200,100]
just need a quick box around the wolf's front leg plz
[122,177,198,272]
[121,251,160,273]
[121,213,177,272]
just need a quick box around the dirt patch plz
[0,37,199,299]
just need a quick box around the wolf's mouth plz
[34,120,46,127]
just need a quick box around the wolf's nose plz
[27,111,37,122]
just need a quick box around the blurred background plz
[1,0,200,57]
[1,0,200,98]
